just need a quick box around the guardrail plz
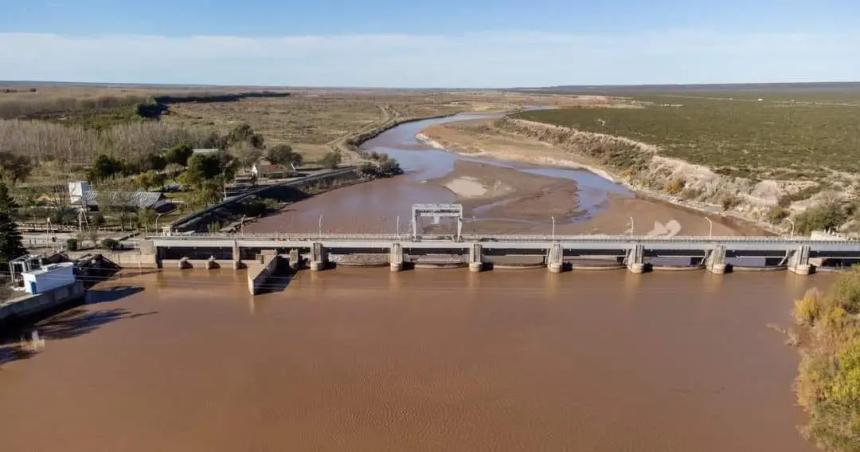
[148,232,857,245]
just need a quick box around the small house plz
[22,262,75,294]
[251,161,292,180]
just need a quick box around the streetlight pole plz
[155,213,164,236]
[396,215,400,239]
[628,216,634,236]
[705,217,713,239]
[318,214,323,240]
[786,218,796,238]
[551,216,556,241]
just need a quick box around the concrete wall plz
[67,250,159,269]
[247,252,282,295]
[0,281,86,329]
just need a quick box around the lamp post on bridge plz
[705,217,713,239]
[786,218,796,238]
[155,213,164,236]
[551,216,556,241]
[627,216,634,237]
[318,214,323,240]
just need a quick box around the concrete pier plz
[789,245,814,275]
[247,251,281,295]
[706,245,730,274]
[390,243,404,272]
[309,242,328,271]
[289,249,301,270]
[469,243,483,272]
[626,244,647,274]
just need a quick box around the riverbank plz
[419,116,775,235]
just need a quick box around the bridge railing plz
[146,231,858,245]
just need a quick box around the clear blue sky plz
[1,0,859,87]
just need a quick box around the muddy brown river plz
[0,269,826,451]
[0,116,826,450]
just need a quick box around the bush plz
[320,151,342,169]
[663,178,686,195]
[66,238,78,251]
[164,143,193,166]
[794,289,822,326]
[794,269,860,451]
[795,202,848,235]
[88,154,125,181]
[766,206,789,224]
[266,144,302,167]
[719,193,741,211]
[100,238,119,250]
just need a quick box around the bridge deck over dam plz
[145,233,860,276]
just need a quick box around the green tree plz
[226,123,264,148]
[140,152,167,172]
[136,208,156,233]
[0,151,32,184]
[181,154,222,188]
[88,154,125,182]
[230,142,263,169]
[137,170,166,191]
[796,201,848,234]
[320,151,342,169]
[0,182,26,264]
[164,143,194,166]
[266,144,302,167]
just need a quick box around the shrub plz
[266,144,302,167]
[66,238,78,251]
[794,288,822,326]
[663,178,686,195]
[719,193,741,211]
[320,151,342,169]
[794,269,860,451]
[795,201,848,235]
[100,238,119,250]
[766,206,789,224]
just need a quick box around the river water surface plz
[0,269,825,451]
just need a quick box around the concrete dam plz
[145,232,860,278]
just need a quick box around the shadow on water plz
[0,308,157,366]
[85,286,145,305]
[0,284,154,367]
[254,274,293,295]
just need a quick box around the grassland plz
[515,91,860,181]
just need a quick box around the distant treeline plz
[514,81,860,95]
[0,90,290,120]
[0,119,216,164]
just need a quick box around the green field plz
[514,91,860,181]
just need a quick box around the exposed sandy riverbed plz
[419,117,767,236]
[247,114,765,236]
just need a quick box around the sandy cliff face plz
[494,117,848,230]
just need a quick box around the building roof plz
[192,148,220,155]
[253,163,289,175]
[80,191,166,209]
